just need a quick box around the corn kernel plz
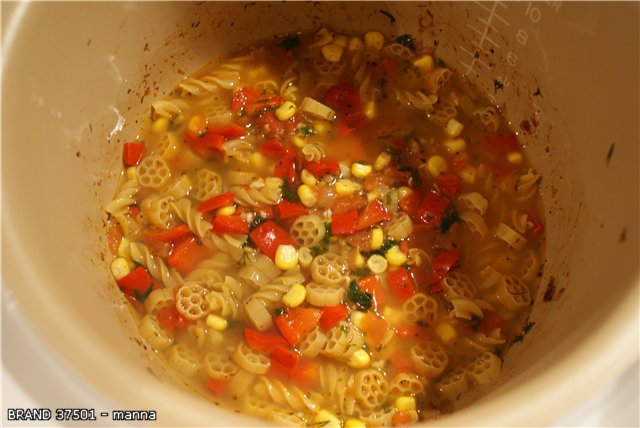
[382,306,404,325]
[314,410,341,428]
[188,115,206,135]
[117,238,131,259]
[363,100,377,120]
[507,151,523,164]
[367,254,388,274]
[445,119,465,138]
[435,323,458,344]
[275,245,299,270]
[275,101,297,121]
[301,169,317,187]
[297,184,317,207]
[385,245,408,267]
[364,31,385,50]
[349,248,366,269]
[460,166,477,184]
[282,283,306,308]
[151,117,169,133]
[321,43,344,63]
[396,186,413,201]
[313,122,327,134]
[216,205,236,217]
[348,349,371,368]
[367,190,380,202]
[370,228,384,250]
[345,419,367,428]
[206,314,228,331]
[426,155,448,177]
[110,258,131,281]
[333,35,348,47]
[374,152,392,171]
[250,151,266,168]
[413,54,434,71]
[348,36,364,51]
[335,179,359,196]
[351,162,373,179]
[444,137,467,154]
[126,166,137,181]
[350,311,366,329]
[292,136,306,148]
[394,396,417,412]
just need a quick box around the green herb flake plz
[280,181,300,202]
[352,266,370,277]
[512,321,536,344]
[396,34,416,51]
[133,282,155,303]
[274,307,288,317]
[439,204,459,233]
[323,222,332,245]
[368,238,399,256]
[248,215,268,233]
[300,125,315,137]
[348,281,373,312]
[311,245,328,257]
[281,35,300,51]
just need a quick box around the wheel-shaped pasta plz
[305,282,344,307]
[311,253,348,286]
[520,249,540,284]
[385,213,414,241]
[351,369,389,409]
[137,155,171,189]
[166,344,200,377]
[382,42,413,60]
[323,321,364,361]
[496,274,531,311]
[297,327,327,357]
[233,342,270,374]
[442,271,476,301]
[466,352,502,385]
[403,293,438,326]
[388,373,427,399]
[192,169,222,201]
[203,351,239,380]
[459,192,488,216]
[153,131,180,160]
[495,222,527,250]
[241,395,270,420]
[144,287,175,313]
[410,341,449,378]
[165,175,192,200]
[138,314,173,350]
[140,195,172,228]
[313,55,345,76]
[473,106,500,132]
[175,283,209,320]
[290,215,326,247]
[427,67,452,94]
[459,210,489,241]
[477,265,503,290]
[435,367,469,404]
[430,99,457,126]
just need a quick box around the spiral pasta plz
[130,242,183,288]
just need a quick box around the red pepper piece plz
[356,199,392,231]
[276,200,308,220]
[249,220,296,260]
[122,142,145,166]
[331,209,359,236]
[197,192,236,213]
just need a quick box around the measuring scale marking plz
[460,1,509,76]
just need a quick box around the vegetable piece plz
[280,180,300,202]
[391,411,414,427]
[356,275,387,307]
[107,224,123,255]
[319,304,349,330]
[305,159,341,178]
[360,312,389,348]
[249,220,296,260]
[167,236,211,274]
[290,359,320,388]
[484,133,519,156]
[243,327,289,353]
[274,244,299,270]
[439,204,459,233]
[436,173,461,197]
[211,214,249,235]
[197,192,236,213]
[230,86,260,112]
[207,123,245,140]
[331,209,359,236]
[271,345,301,368]
[274,153,297,183]
[156,306,193,331]
[331,194,368,216]
[122,142,145,166]
[274,307,322,345]
[414,190,450,229]
[258,137,288,159]
[324,82,362,114]
[356,199,392,231]
[276,200,308,220]
[116,266,154,295]
[388,267,415,301]
[142,224,192,244]
[206,378,229,396]
[399,190,423,216]
[348,280,373,312]
[430,249,459,283]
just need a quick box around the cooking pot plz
[2,2,638,426]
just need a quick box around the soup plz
[105,28,544,426]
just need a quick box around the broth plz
[105,28,544,426]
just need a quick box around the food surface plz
[105,28,544,427]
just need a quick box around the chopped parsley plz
[280,181,300,202]
[281,35,300,51]
[300,125,315,137]
[512,321,535,344]
[368,238,399,256]
[133,282,155,303]
[352,266,370,277]
[323,222,332,245]
[248,215,268,233]
[439,204,459,233]
[396,34,416,51]
[274,307,288,317]
[348,281,373,312]
[311,245,329,257]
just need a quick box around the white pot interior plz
[2,2,638,426]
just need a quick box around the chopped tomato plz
[128,205,140,220]
[430,282,444,294]
[249,220,296,260]
[431,249,459,283]
[305,159,341,178]
[357,275,387,308]
[388,268,415,301]
[392,411,414,427]
[388,349,415,373]
[156,306,193,331]
[360,312,389,348]
[142,224,192,244]
[436,173,461,196]
[243,328,289,354]
[122,142,145,166]
[526,212,544,239]
[230,86,261,112]
[256,111,285,136]
[408,266,430,292]
[271,345,300,368]
[337,112,369,137]
[167,236,211,274]
[258,137,288,159]
[274,153,297,183]
[331,194,368,216]
[356,199,392,231]
[484,133,519,156]
[211,215,249,235]
[399,190,423,216]
[197,192,236,213]
[394,325,429,340]
[324,82,361,114]
[116,266,155,296]
[364,168,411,191]
[276,200,308,220]
[414,190,450,229]
[346,229,372,252]
[207,123,245,139]
[290,359,319,388]
[331,209,359,236]
[274,307,322,345]
[206,378,229,396]
[319,304,349,330]
[185,130,226,157]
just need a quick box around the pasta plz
[166,344,200,377]
[203,350,239,380]
[129,242,183,288]
[403,293,438,326]
[466,352,502,385]
[175,282,209,320]
[138,314,173,350]
[410,341,449,378]
[290,214,326,247]
[136,155,171,189]
[232,342,270,374]
[311,253,348,286]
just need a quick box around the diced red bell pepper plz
[271,345,301,368]
[414,190,450,229]
[393,325,429,340]
[117,266,154,295]
[243,328,289,354]
[197,192,236,213]
[331,209,359,236]
[207,123,245,140]
[357,275,387,308]
[436,173,461,197]
[142,224,192,244]
[430,249,459,283]
[167,236,211,274]
[484,133,519,156]
[336,113,369,137]
[276,200,308,220]
[256,111,285,136]
[249,220,296,260]
[319,304,349,330]
[230,86,261,112]
[274,307,322,346]
[324,82,362,114]
[388,267,415,301]
[206,378,229,396]
[392,411,414,427]
[356,199,392,231]
[399,190,423,216]
[185,130,226,157]
[156,306,194,331]
[305,159,341,178]
[122,142,145,166]
[331,194,368,216]
[107,224,122,255]
[274,153,297,183]
[211,214,249,235]
[258,137,288,159]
